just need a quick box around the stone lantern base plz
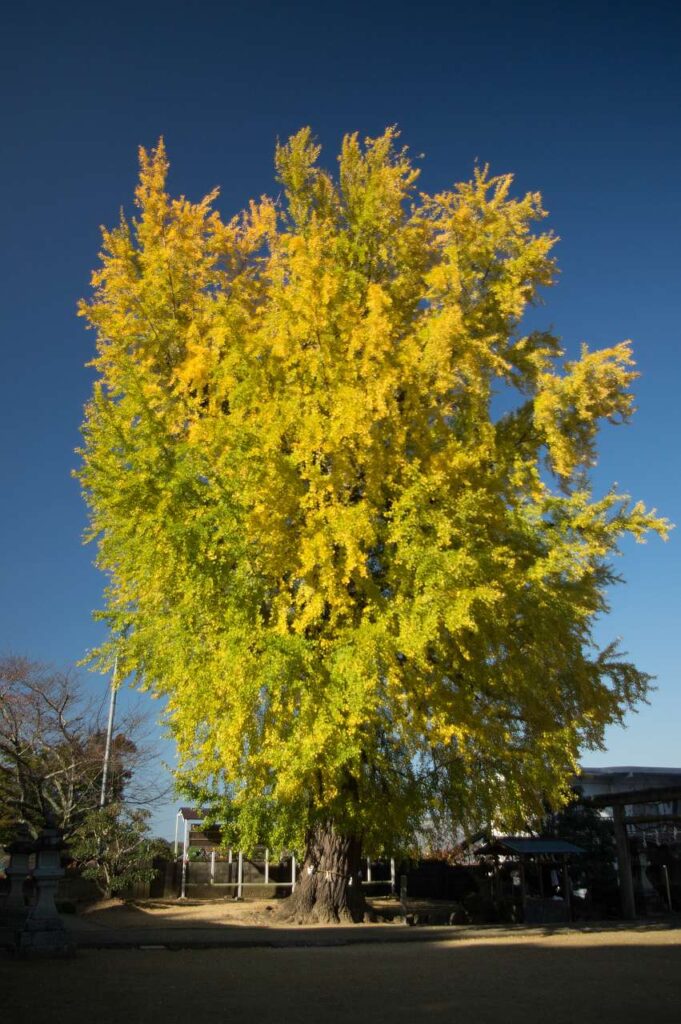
[14,917,76,958]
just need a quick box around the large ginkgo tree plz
[78,129,667,921]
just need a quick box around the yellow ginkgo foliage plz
[78,129,668,922]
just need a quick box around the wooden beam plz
[621,814,681,826]
[612,804,636,920]
[581,786,681,809]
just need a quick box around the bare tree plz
[0,655,168,841]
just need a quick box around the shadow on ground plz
[3,933,681,1024]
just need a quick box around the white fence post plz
[180,817,189,899]
[187,850,399,896]
[237,850,243,899]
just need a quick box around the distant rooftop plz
[576,767,681,805]
[177,807,213,821]
[580,767,681,776]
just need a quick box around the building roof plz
[177,807,212,821]
[576,767,681,806]
[478,837,586,857]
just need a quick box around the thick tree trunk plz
[277,823,365,924]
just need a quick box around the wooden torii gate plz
[582,785,681,919]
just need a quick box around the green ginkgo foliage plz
[78,129,668,921]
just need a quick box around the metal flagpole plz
[99,655,119,809]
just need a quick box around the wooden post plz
[662,864,673,911]
[562,854,571,920]
[493,854,502,901]
[518,858,527,919]
[613,804,636,919]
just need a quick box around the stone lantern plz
[3,824,35,919]
[16,818,75,957]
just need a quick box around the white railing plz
[179,850,396,899]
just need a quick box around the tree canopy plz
[0,656,159,843]
[78,129,667,914]
[70,802,169,899]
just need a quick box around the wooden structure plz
[477,837,585,921]
[173,807,296,900]
[580,780,681,919]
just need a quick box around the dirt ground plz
[75,895,407,929]
[80,895,286,927]
[4,926,681,1024]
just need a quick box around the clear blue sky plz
[1,0,679,839]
